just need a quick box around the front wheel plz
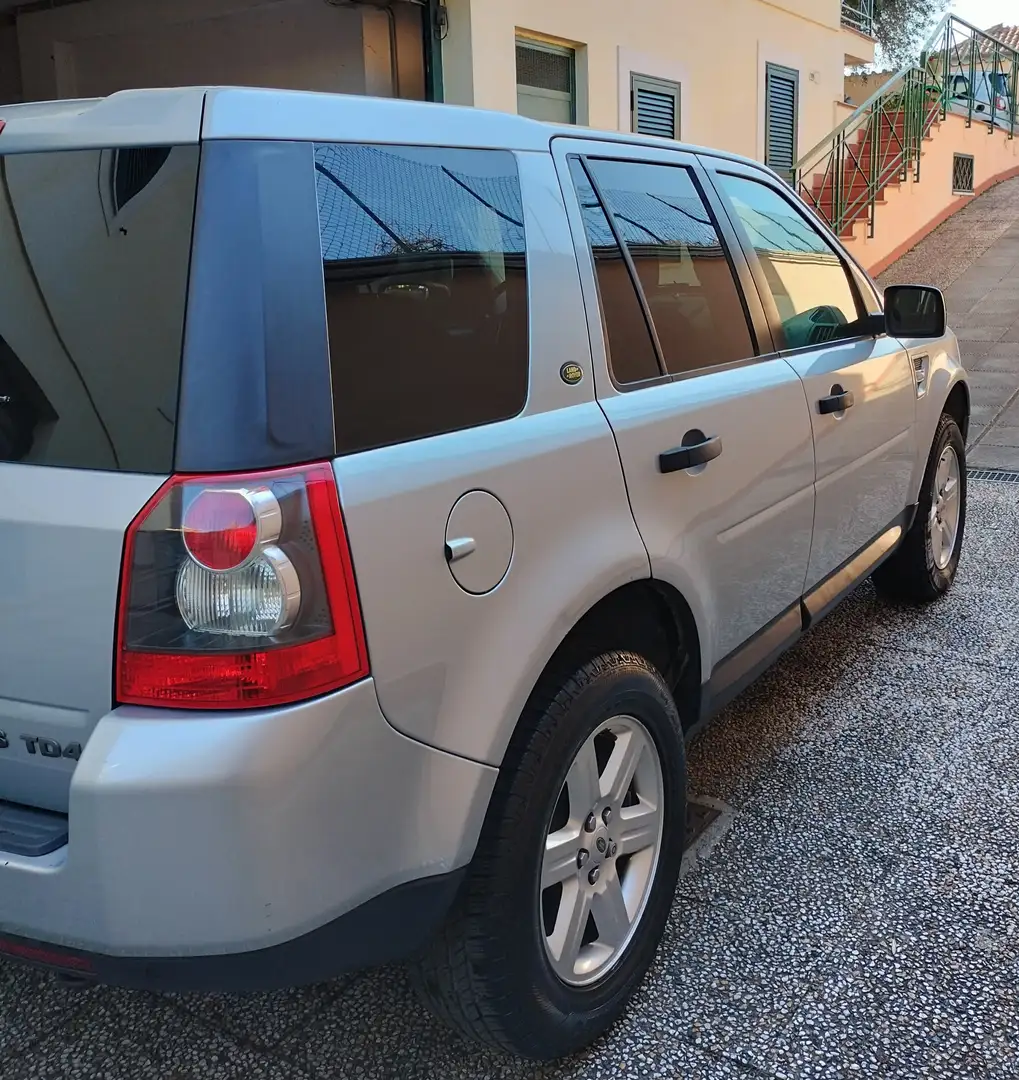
[411,651,687,1060]
[873,412,966,603]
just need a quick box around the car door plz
[553,138,816,700]
[707,163,917,591]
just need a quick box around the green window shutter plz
[765,63,798,184]
[630,74,680,140]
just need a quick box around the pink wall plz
[842,111,1019,275]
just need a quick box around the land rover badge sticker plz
[560,362,584,385]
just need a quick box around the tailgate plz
[0,100,201,811]
[0,467,161,812]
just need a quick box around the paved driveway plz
[879,175,1019,467]
[2,477,1018,1079]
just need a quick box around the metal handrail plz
[841,0,875,38]
[795,15,1019,239]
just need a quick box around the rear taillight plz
[116,462,369,709]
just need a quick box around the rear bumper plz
[0,679,496,986]
[0,868,466,991]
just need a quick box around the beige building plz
[448,0,874,176]
[0,0,873,177]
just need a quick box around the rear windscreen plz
[0,145,199,472]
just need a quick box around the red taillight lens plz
[182,489,260,570]
[116,462,369,709]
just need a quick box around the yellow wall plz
[843,110,1019,274]
[443,0,863,165]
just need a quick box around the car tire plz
[872,411,966,604]
[410,650,687,1060]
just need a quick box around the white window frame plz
[515,37,576,124]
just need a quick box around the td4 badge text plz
[0,732,82,760]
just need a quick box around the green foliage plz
[873,0,950,68]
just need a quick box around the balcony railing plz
[795,16,1019,241]
[841,0,875,37]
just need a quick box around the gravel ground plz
[2,478,1018,1079]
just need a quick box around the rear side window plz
[569,158,661,385]
[315,144,529,455]
[580,157,756,379]
[0,146,199,472]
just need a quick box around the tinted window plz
[715,174,861,350]
[585,159,755,376]
[0,146,198,472]
[315,144,528,454]
[569,159,661,385]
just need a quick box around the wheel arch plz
[519,579,704,735]
[944,379,970,444]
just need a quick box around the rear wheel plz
[872,412,966,603]
[411,650,687,1060]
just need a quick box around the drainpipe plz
[423,0,446,102]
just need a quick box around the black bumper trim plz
[0,868,465,992]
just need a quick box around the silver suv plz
[0,88,968,1061]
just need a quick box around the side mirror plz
[883,284,946,339]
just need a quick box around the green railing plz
[795,15,1019,239]
[841,0,875,38]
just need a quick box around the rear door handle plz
[658,435,723,473]
[818,390,855,415]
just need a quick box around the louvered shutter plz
[631,75,680,140]
[765,64,799,185]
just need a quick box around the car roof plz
[0,86,770,174]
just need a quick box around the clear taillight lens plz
[116,463,369,709]
[176,547,302,636]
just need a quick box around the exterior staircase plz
[807,108,941,239]
[796,15,1017,246]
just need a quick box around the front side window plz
[315,144,528,454]
[714,173,861,350]
[583,158,756,377]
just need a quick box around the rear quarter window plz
[0,145,198,472]
[314,144,529,455]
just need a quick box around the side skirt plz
[692,506,915,734]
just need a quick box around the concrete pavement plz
[879,176,1019,468]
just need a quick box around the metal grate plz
[516,43,572,93]
[969,467,1019,483]
[952,153,975,194]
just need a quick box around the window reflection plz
[315,144,529,454]
[716,173,861,349]
[570,162,661,384]
[0,146,196,472]
[585,159,756,377]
